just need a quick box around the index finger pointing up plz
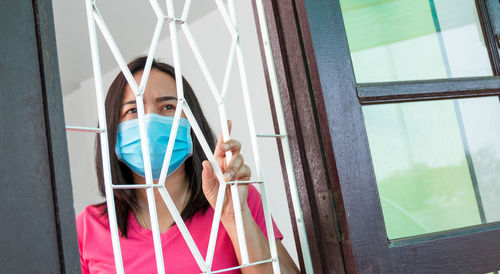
[214,120,232,158]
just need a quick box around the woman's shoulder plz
[76,203,109,236]
[76,203,107,221]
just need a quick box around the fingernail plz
[224,172,232,180]
[224,144,230,151]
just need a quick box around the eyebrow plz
[155,96,178,103]
[122,96,178,106]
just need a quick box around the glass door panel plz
[363,96,500,239]
[339,0,493,83]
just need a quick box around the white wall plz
[62,3,298,264]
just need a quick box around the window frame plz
[299,0,500,272]
[356,0,500,104]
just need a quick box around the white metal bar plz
[180,24,222,104]
[65,126,104,133]
[226,1,280,272]
[182,104,226,182]
[256,134,286,138]
[217,103,249,265]
[112,184,160,189]
[148,0,164,18]
[226,180,263,185]
[165,0,185,101]
[157,186,208,272]
[204,180,228,269]
[213,0,238,39]
[204,181,227,269]
[254,0,314,271]
[221,38,237,99]
[181,0,192,21]
[157,0,188,204]
[92,7,141,96]
[204,258,275,274]
[93,6,166,272]
[134,95,166,274]
[155,9,205,271]
[157,100,184,186]
[85,1,124,273]
[182,103,226,269]
[84,1,311,273]
[138,17,165,95]
[230,184,249,262]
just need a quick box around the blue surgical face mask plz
[115,113,193,180]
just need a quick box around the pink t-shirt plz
[76,185,283,273]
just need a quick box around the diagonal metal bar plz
[180,24,222,103]
[149,0,165,18]
[183,103,226,182]
[157,99,184,186]
[138,17,165,95]
[204,181,227,269]
[85,1,124,273]
[92,6,141,96]
[181,0,192,21]
[182,103,229,263]
[213,0,238,39]
[182,103,227,270]
[221,38,238,99]
[158,185,209,272]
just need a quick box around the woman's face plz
[119,68,186,123]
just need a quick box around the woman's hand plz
[200,123,300,273]
[201,122,252,220]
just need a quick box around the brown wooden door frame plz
[251,0,348,273]
[254,0,500,273]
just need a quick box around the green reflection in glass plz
[340,0,492,82]
[363,97,500,239]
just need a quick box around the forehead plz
[122,68,177,101]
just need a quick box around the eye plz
[126,108,137,114]
[161,104,175,111]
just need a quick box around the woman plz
[76,56,299,273]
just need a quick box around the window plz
[305,0,500,271]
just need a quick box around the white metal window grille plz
[66,0,313,273]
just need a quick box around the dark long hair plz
[94,56,215,237]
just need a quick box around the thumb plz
[202,160,218,202]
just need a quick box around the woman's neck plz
[132,164,190,232]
